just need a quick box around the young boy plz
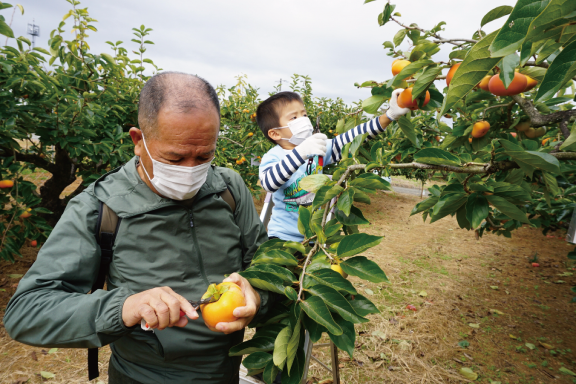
[257,89,410,242]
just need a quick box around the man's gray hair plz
[138,72,220,137]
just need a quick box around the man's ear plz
[129,128,143,157]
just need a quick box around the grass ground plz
[1,186,575,383]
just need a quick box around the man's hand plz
[122,287,198,330]
[207,273,261,334]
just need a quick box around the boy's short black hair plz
[256,91,304,144]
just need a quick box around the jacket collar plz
[89,157,228,218]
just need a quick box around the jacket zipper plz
[188,209,210,286]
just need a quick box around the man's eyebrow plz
[200,149,216,156]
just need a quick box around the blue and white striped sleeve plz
[259,148,307,193]
[330,117,385,163]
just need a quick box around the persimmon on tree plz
[232,1,576,383]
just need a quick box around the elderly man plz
[4,72,270,384]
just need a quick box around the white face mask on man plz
[272,116,314,145]
[140,133,212,200]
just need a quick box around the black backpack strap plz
[89,202,121,381]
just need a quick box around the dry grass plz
[1,184,575,384]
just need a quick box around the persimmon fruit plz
[488,72,527,96]
[391,59,411,76]
[200,282,245,329]
[331,262,348,279]
[524,127,546,139]
[478,75,492,91]
[524,76,538,92]
[397,88,430,110]
[515,122,531,132]
[510,132,517,138]
[30,240,37,247]
[471,121,490,138]
[0,180,14,189]
[446,63,461,87]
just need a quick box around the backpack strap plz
[219,188,236,213]
[88,202,121,381]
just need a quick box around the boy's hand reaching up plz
[295,133,327,159]
[385,88,411,121]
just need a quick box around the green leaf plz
[273,326,291,369]
[283,241,306,255]
[559,367,576,376]
[345,293,379,316]
[349,173,391,191]
[300,174,330,193]
[307,284,368,324]
[280,348,306,384]
[397,115,421,148]
[312,185,343,211]
[543,171,560,196]
[481,5,514,27]
[560,124,576,150]
[246,264,296,284]
[327,313,356,358]
[284,286,298,301]
[351,187,371,204]
[525,0,576,44]
[441,30,502,115]
[362,95,387,115]
[299,296,343,336]
[535,40,576,102]
[410,196,439,216]
[412,66,442,100]
[489,0,551,57]
[335,206,370,226]
[242,352,273,369]
[341,256,389,283]
[48,348,58,354]
[297,206,313,238]
[101,53,116,65]
[349,133,368,157]
[0,18,14,38]
[252,250,299,267]
[337,189,355,216]
[392,60,434,86]
[393,29,407,46]
[303,313,327,343]
[430,193,468,223]
[263,360,280,384]
[336,233,383,257]
[499,53,520,88]
[485,195,531,224]
[500,140,561,174]
[413,148,461,167]
[465,193,489,229]
[286,317,301,373]
[307,269,358,295]
[239,271,286,294]
[379,3,395,26]
[229,337,275,356]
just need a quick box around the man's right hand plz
[295,133,327,159]
[122,287,198,330]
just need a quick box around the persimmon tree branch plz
[389,16,478,46]
[510,94,576,135]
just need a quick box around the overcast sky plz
[6,0,515,103]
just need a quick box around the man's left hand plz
[207,273,261,334]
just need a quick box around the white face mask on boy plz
[140,133,212,200]
[272,116,314,145]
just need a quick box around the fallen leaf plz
[509,334,517,339]
[525,343,536,350]
[406,304,417,311]
[48,348,58,354]
[318,379,333,384]
[554,280,565,284]
[489,309,504,315]
[0,288,5,292]
[558,272,573,277]
[490,286,499,290]
[372,330,386,340]
[460,367,478,380]
[8,274,23,278]
[489,380,502,384]
[40,371,55,379]
[388,366,401,371]
[559,367,576,376]
[30,351,37,361]
[468,323,480,329]
[364,288,374,295]
[539,341,554,349]
[41,350,48,355]
[418,290,427,297]
[505,290,510,295]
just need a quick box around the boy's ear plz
[267,129,281,141]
